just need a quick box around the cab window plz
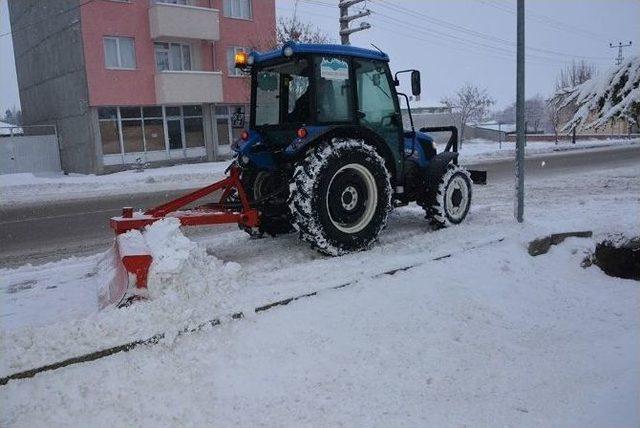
[315,56,353,123]
[254,59,311,126]
[355,59,396,125]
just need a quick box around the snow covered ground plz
[1,138,636,206]
[454,136,638,163]
[1,159,638,426]
[0,161,229,206]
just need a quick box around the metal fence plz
[0,125,61,175]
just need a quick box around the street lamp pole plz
[515,0,525,223]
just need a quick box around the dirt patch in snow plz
[583,234,640,281]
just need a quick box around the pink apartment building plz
[9,0,276,173]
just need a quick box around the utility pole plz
[515,0,525,223]
[609,41,632,65]
[339,0,371,45]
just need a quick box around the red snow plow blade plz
[99,164,258,308]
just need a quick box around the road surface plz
[1,144,639,268]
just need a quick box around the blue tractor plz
[230,42,485,256]
[105,42,488,306]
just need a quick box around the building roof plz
[251,42,389,64]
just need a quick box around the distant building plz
[400,105,457,144]
[8,0,275,174]
[465,121,515,142]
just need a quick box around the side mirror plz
[411,70,421,96]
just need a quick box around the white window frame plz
[154,42,192,72]
[227,46,249,77]
[223,0,252,20]
[103,36,136,70]
[101,105,205,165]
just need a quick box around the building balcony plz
[155,71,223,105]
[149,3,219,41]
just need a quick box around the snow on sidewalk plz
[2,232,638,426]
[1,138,636,206]
[0,160,229,206]
[454,136,638,163]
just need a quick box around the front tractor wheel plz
[425,163,472,228]
[288,140,392,256]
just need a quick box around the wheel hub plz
[451,188,463,207]
[341,186,358,211]
[445,174,470,221]
[326,164,378,234]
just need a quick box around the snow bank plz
[0,161,229,206]
[453,137,639,163]
[144,218,241,301]
[0,220,243,377]
[2,139,637,206]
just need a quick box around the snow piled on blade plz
[144,218,241,301]
[0,219,243,377]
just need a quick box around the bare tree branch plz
[441,83,495,144]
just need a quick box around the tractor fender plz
[425,151,459,182]
[285,125,398,182]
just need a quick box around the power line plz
[373,0,611,62]
[287,1,613,67]
[609,41,633,65]
[301,0,611,65]
[478,0,609,43]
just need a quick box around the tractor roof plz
[251,43,390,64]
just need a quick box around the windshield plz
[254,59,311,126]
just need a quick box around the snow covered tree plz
[552,56,639,132]
[493,95,551,133]
[546,95,564,142]
[441,83,495,144]
[547,61,596,140]
[3,106,21,125]
[525,95,547,133]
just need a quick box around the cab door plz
[354,58,403,166]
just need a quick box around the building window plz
[119,107,144,153]
[183,105,204,148]
[227,47,248,76]
[155,42,192,71]
[224,0,252,19]
[215,105,247,149]
[103,37,136,69]
[99,106,204,162]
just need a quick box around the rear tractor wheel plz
[239,167,293,237]
[288,140,392,256]
[424,163,472,229]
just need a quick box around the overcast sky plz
[1,0,638,114]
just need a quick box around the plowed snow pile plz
[1,219,242,377]
[144,218,241,301]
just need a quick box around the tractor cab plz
[234,43,408,174]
